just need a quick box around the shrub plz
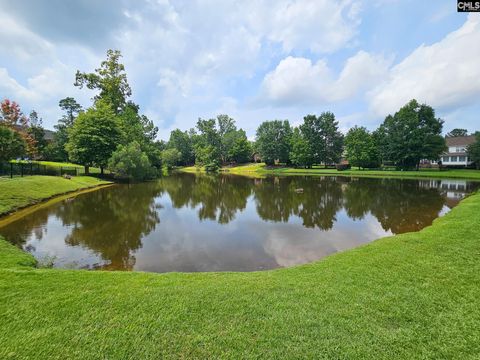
[108,142,155,181]
[336,163,351,171]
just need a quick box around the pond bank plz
[0,175,112,217]
[179,163,480,180]
[0,188,479,357]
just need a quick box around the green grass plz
[0,176,111,216]
[1,189,479,358]
[179,163,480,180]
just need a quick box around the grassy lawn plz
[0,176,111,216]
[179,163,480,180]
[0,188,479,358]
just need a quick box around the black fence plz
[0,162,82,178]
[0,162,115,179]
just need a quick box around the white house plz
[439,135,476,167]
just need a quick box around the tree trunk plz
[100,166,104,175]
[84,166,89,175]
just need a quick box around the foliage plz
[344,126,380,169]
[161,148,182,169]
[0,99,36,158]
[168,129,194,165]
[108,142,154,181]
[300,112,344,165]
[0,125,26,162]
[75,49,132,114]
[255,120,292,165]
[50,97,83,162]
[376,99,446,169]
[446,128,469,137]
[467,132,480,169]
[66,100,122,173]
[26,110,47,160]
[289,127,313,168]
[227,129,252,163]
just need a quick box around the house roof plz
[445,135,476,147]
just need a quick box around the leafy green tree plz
[255,120,292,165]
[0,126,26,162]
[75,49,132,114]
[161,148,182,169]
[228,129,252,163]
[446,128,468,137]
[108,141,154,181]
[289,128,313,168]
[467,132,480,169]
[168,129,194,165]
[377,99,446,169]
[50,97,83,161]
[300,112,343,165]
[27,110,47,160]
[344,126,380,169]
[66,100,122,174]
[194,118,222,168]
[217,114,237,163]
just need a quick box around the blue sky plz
[0,0,478,139]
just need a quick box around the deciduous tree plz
[255,120,292,166]
[66,100,122,174]
[344,126,380,169]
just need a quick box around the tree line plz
[1,49,480,177]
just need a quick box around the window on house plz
[450,156,458,162]
[442,156,449,162]
[459,156,466,162]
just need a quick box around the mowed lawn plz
[0,176,111,216]
[0,190,479,358]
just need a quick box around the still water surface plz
[1,173,478,272]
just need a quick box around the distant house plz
[440,135,476,167]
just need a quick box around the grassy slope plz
[1,191,479,359]
[0,176,111,216]
[180,163,480,180]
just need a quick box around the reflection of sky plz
[23,216,104,269]
[132,194,392,272]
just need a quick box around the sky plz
[0,0,479,140]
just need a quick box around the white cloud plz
[369,14,480,116]
[248,0,362,54]
[261,51,391,106]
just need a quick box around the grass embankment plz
[0,176,111,216]
[180,163,480,180]
[1,190,479,358]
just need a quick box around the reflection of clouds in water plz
[262,210,390,268]
[133,197,278,272]
[23,216,104,269]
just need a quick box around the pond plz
[1,173,478,272]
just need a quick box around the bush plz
[336,163,351,171]
[108,142,155,181]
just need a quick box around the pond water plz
[1,173,478,272]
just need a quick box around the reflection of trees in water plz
[253,176,343,230]
[60,183,163,270]
[343,178,446,234]
[160,173,252,224]
[0,208,52,247]
[0,183,163,270]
